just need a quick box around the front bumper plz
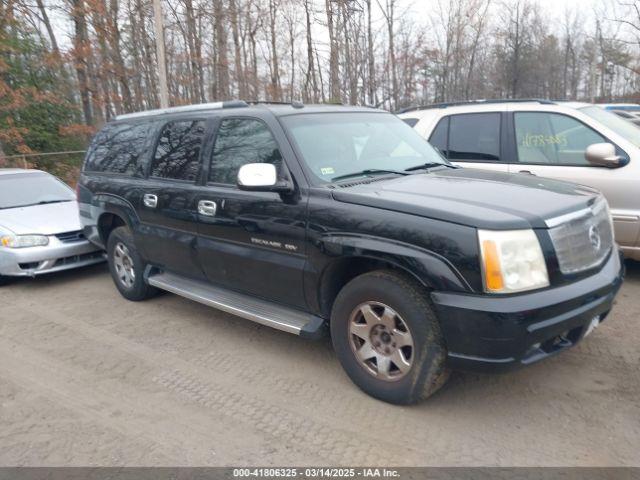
[431,250,625,372]
[0,237,105,277]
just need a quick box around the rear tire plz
[107,226,157,301]
[331,270,449,405]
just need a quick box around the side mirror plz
[585,143,622,168]
[237,163,293,192]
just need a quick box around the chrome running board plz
[147,271,325,338]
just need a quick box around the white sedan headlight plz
[0,234,49,248]
[478,229,549,294]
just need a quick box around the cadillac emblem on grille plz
[588,224,601,250]
[549,197,612,274]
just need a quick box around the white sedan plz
[0,169,104,283]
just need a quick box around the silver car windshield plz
[281,112,447,183]
[580,106,640,149]
[0,172,74,210]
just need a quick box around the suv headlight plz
[478,229,549,294]
[0,234,49,248]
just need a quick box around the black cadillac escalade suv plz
[78,101,624,404]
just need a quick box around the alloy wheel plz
[113,242,136,289]
[348,301,415,381]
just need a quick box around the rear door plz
[428,112,510,172]
[135,118,211,278]
[195,113,308,309]
[80,119,157,249]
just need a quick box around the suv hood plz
[0,201,81,235]
[331,168,600,230]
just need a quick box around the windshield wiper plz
[36,199,73,205]
[5,199,72,209]
[331,169,409,182]
[404,162,457,172]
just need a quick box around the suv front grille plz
[548,198,613,274]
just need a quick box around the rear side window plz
[209,118,283,185]
[150,120,207,181]
[448,113,501,161]
[429,117,449,155]
[401,118,419,128]
[84,122,154,175]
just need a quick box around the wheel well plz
[98,213,127,245]
[318,257,428,318]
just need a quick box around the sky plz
[408,0,598,15]
[535,0,596,11]
[396,0,628,47]
[406,0,602,27]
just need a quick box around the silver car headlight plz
[0,234,49,248]
[478,229,549,294]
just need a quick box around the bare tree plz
[12,0,640,133]
[377,0,398,108]
[326,0,341,102]
[69,0,94,124]
[230,0,246,98]
[365,0,376,104]
[214,0,230,99]
[303,0,319,102]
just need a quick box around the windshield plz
[281,112,447,183]
[0,172,74,210]
[579,106,640,148]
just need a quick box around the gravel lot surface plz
[1,261,639,467]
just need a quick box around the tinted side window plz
[402,118,419,127]
[150,120,206,181]
[514,112,606,166]
[84,122,154,175]
[448,113,501,161]
[429,117,449,156]
[209,118,283,185]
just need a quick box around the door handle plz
[198,200,217,216]
[143,193,158,208]
[519,170,536,175]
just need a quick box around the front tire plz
[107,226,157,301]
[331,270,449,405]
[0,275,11,287]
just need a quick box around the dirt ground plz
[1,260,639,467]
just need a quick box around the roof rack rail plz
[396,98,556,114]
[115,100,249,121]
[246,100,305,109]
[246,100,291,105]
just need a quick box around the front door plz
[196,115,308,309]
[508,111,639,248]
[135,118,210,278]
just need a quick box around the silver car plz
[0,169,104,282]
[399,100,640,260]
